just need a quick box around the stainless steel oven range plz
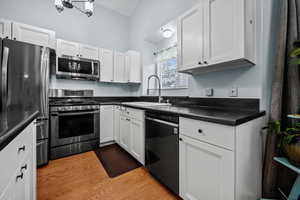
[49,89,100,159]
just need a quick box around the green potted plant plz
[276,122,300,167]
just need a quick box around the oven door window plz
[58,113,94,138]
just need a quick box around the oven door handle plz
[145,117,179,127]
[51,110,100,116]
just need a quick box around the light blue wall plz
[129,0,281,111]
[0,0,137,96]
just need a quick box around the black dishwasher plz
[145,111,179,195]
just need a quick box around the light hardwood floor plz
[38,151,181,200]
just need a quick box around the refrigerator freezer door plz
[37,139,48,167]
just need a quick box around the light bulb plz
[162,29,174,38]
[55,0,64,13]
[85,2,94,17]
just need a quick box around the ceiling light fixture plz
[161,28,174,38]
[54,0,95,17]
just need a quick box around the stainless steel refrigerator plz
[0,38,50,167]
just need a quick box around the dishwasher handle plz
[146,117,179,128]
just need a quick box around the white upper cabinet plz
[12,22,56,48]
[127,51,142,83]
[99,48,114,82]
[0,19,11,39]
[178,0,256,74]
[79,44,99,60]
[57,39,99,60]
[114,51,127,83]
[178,5,204,71]
[57,39,80,57]
[125,54,131,82]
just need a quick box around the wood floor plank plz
[38,151,181,200]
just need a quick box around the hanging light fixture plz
[54,0,95,17]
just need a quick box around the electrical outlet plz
[229,87,238,97]
[205,88,213,96]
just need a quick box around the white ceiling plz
[95,0,140,17]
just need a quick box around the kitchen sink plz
[121,102,171,107]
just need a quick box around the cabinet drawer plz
[127,108,144,121]
[0,121,34,194]
[179,117,235,150]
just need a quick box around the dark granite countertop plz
[114,103,266,126]
[0,109,39,151]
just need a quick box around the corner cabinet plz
[12,22,56,49]
[0,19,11,39]
[179,117,264,200]
[178,0,256,74]
[0,120,37,200]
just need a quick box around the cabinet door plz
[0,19,11,39]
[113,106,121,144]
[12,22,55,48]
[130,119,144,165]
[179,135,234,200]
[119,116,131,152]
[128,51,142,83]
[99,48,114,82]
[203,0,241,66]
[79,44,99,60]
[100,106,114,144]
[125,54,130,83]
[178,4,205,71]
[113,51,126,83]
[56,39,80,57]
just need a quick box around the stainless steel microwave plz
[56,57,100,80]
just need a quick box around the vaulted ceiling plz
[95,0,140,17]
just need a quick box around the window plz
[156,45,189,89]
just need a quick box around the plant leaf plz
[290,48,300,57]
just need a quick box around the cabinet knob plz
[13,37,16,40]
[18,145,26,153]
[198,129,204,134]
[16,172,24,182]
[179,138,183,141]
[21,164,28,172]
[198,61,202,65]
[204,61,208,64]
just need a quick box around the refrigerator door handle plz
[1,47,9,111]
[40,47,50,118]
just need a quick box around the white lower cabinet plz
[119,115,131,152]
[117,107,145,165]
[113,106,121,144]
[100,106,114,144]
[179,117,265,200]
[179,135,234,200]
[0,120,36,200]
[130,118,145,165]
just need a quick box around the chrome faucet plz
[147,75,163,103]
